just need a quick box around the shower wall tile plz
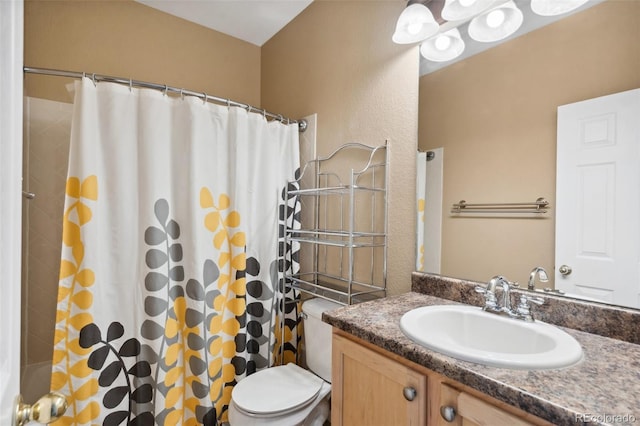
[22,97,72,368]
[28,229,61,273]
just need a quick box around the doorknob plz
[559,265,572,276]
[14,392,68,426]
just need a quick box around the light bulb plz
[407,22,423,35]
[392,3,439,44]
[468,0,522,43]
[434,35,452,51]
[459,0,477,7]
[486,9,505,28]
[420,28,465,62]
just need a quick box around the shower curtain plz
[416,152,427,272]
[51,78,301,425]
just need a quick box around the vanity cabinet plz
[331,331,550,426]
[435,383,537,426]
[331,333,427,425]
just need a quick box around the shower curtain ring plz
[180,88,184,100]
[129,79,133,92]
[163,84,168,96]
[247,106,253,114]
[277,114,284,123]
[91,73,97,86]
[203,93,208,105]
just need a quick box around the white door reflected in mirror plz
[555,88,640,308]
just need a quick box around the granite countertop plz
[323,291,640,426]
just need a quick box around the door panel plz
[332,333,427,426]
[556,89,640,307]
[438,384,535,426]
[0,1,24,423]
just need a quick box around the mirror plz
[416,0,640,308]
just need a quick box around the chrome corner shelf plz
[282,142,388,306]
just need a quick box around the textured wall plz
[261,0,420,296]
[24,0,261,105]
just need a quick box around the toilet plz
[228,297,341,426]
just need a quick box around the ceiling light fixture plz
[392,3,440,44]
[420,28,466,62]
[468,1,523,42]
[393,0,594,68]
[441,0,497,21]
[530,0,589,16]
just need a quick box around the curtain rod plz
[23,66,307,132]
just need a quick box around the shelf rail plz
[451,197,549,214]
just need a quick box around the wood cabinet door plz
[332,333,427,426]
[437,383,536,426]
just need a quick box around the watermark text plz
[576,413,637,424]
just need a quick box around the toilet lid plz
[232,363,325,415]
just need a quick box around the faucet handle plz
[475,285,498,309]
[516,294,545,321]
[521,294,545,305]
[474,285,488,294]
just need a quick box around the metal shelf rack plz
[283,142,388,305]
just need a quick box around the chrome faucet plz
[528,266,549,291]
[476,275,513,314]
[476,275,545,322]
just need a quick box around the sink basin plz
[400,305,583,370]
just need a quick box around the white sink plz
[400,305,583,370]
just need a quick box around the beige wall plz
[262,0,419,295]
[419,0,640,286]
[24,0,261,105]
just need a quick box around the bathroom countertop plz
[323,291,640,426]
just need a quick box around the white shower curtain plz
[416,149,443,274]
[416,152,427,271]
[51,78,300,425]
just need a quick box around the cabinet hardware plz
[440,405,457,422]
[403,386,417,401]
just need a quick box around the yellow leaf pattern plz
[51,175,100,426]
[198,187,249,422]
[50,177,300,425]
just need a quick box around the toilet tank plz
[302,298,341,383]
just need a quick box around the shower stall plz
[21,96,74,403]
